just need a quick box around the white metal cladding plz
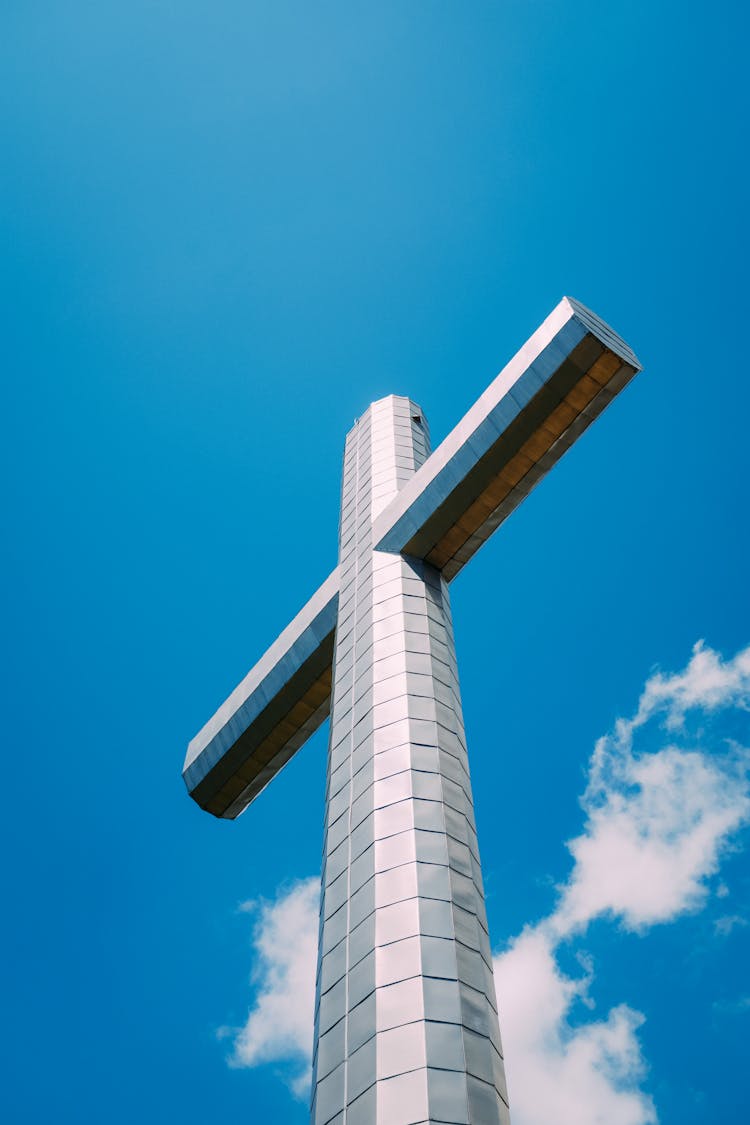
[182,296,641,821]
[311,396,510,1125]
[372,297,641,580]
[183,568,339,817]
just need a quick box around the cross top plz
[184,296,641,1125]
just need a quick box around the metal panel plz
[183,567,340,817]
[184,298,640,822]
[311,397,509,1123]
[184,300,641,1123]
[372,297,641,579]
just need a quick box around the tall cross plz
[183,297,641,1125]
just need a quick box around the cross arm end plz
[183,567,340,819]
[372,296,642,578]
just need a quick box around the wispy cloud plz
[553,731,749,935]
[713,914,747,937]
[226,642,750,1119]
[225,878,319,1099]
[630,640,750,732]
[494,641,750,1125]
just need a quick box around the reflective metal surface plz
[311,397,510,1125]
[183,569,339,817]
[183,296,643,1121]
[183,297,640,822]
[372,297,642,579]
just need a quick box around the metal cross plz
[183,297,641,1125]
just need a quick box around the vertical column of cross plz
[311,398,379,1124]
[311,395,510,1125]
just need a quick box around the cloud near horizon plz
[224,641,750,1122]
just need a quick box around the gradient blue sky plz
[3,3,749,1123]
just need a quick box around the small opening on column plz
[412,414,422,424]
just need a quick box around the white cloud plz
[493,929,655,1125]
[227,878,318,1098]
[226,642,750,1121]
[494,641,750,1125]
[553,742,750,936]
[551,643,750,936]
[631,640,750,732]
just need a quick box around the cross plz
[183,297,641,1125]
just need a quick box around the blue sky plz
[2,3,749,1123]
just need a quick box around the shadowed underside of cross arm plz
[182,568,339,818]
[372,296,642,580]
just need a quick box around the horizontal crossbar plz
[184,297,641,818]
